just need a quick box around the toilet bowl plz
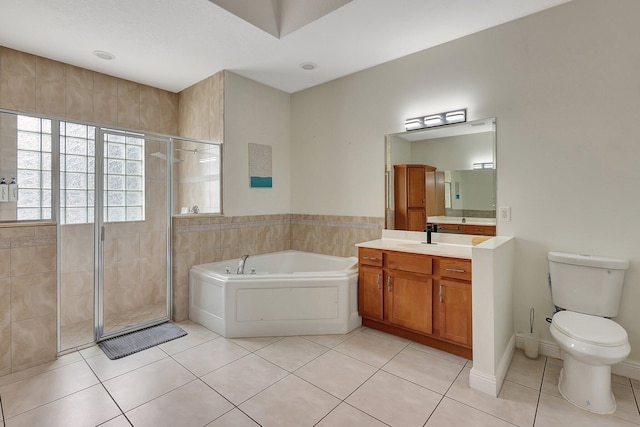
[550,310,630,414]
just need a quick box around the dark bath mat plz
[98,322,187,360]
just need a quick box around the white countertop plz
[355,230,488,259]
[427,216,496,226]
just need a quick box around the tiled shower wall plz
[0,45,179,373]
[0,225,56,376]
[171,214,383,321]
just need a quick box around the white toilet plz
[548,251,630,414]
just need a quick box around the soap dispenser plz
[0,177,8,202]
[8,178,18,202]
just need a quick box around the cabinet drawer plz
[386,252,432,275]
[359,248,383,267]
[463,225,496,236]
[440,259,472,281]
[436,223,462,233]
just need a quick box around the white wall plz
[223,72,291,216]
[290,0,640,360]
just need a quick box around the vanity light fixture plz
[404,108,467,131]
[473,162,494,169]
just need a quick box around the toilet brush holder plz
[524,332,539,359]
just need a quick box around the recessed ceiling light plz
[300,62,317,71]
[93,50,115,60]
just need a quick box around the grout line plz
[532,356,548,426]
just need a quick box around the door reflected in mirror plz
[385,118,496,234]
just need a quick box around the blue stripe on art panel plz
[250,176,272,188]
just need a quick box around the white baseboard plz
[469,334,516,397]
[515,333,640,381]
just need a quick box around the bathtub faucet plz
[237,254,250,274]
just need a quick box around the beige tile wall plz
[0,46,179,135]
[0,225,57,375]
[171,214,383,322]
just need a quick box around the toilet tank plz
[548,251,629,317]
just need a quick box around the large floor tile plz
[240,374,339,427]
[206,409,259,426]
[333,332,406,368]
[383,347,464,394]
[126,379,233,427]
[0,351,83,388]
[611,382,640,424]
[295,350,376,399]
[172,337,249,376]
[98,416,132,427]
[408,341,469,366]
[302,327,364,348]
[228,336,283,352]
[346,370,441,426]
[85,346,167,381]
[505,349,545,390]
[541,360,562,397]
[4,384,120,427]
[425,397,514,427]
[446,367,539,426]
[103,357,196,412]
[255,336,328,371]
[535,393,638,426]
[201,354,288,405]
[316,402,387,427]
[0,360,99,418]
[361,327,411,344]
[157,327,219,355]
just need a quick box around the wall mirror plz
[385,117,496,233]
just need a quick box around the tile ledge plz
[0,221,56,228]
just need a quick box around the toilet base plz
[558,354,616,414]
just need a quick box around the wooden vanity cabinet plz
[438,259,472,347]
[358,249,383,320]
[385,252,433,335]
[357,248,472,359]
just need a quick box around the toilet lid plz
[552,311,628,347]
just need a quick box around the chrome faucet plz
[237,254,249,274]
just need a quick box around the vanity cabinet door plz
[385,271,433,335]
[358,265,383,320]
[438,279,472,346]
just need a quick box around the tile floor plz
[0,321,639,426]
[60,303,168,350]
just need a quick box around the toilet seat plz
[552,311,628,347]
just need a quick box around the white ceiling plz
[0,0,569,94]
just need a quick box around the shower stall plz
[0,109,221,352]
[57,125,221,351]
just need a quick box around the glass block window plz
[16,116,146,224]
[60,122,96,224]
[16,116,53,220]
[103,131,145,222]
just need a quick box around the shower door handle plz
[101,225,105,242]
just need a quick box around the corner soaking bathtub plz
[188,250,361,337]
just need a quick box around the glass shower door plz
[98,130,170,338]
